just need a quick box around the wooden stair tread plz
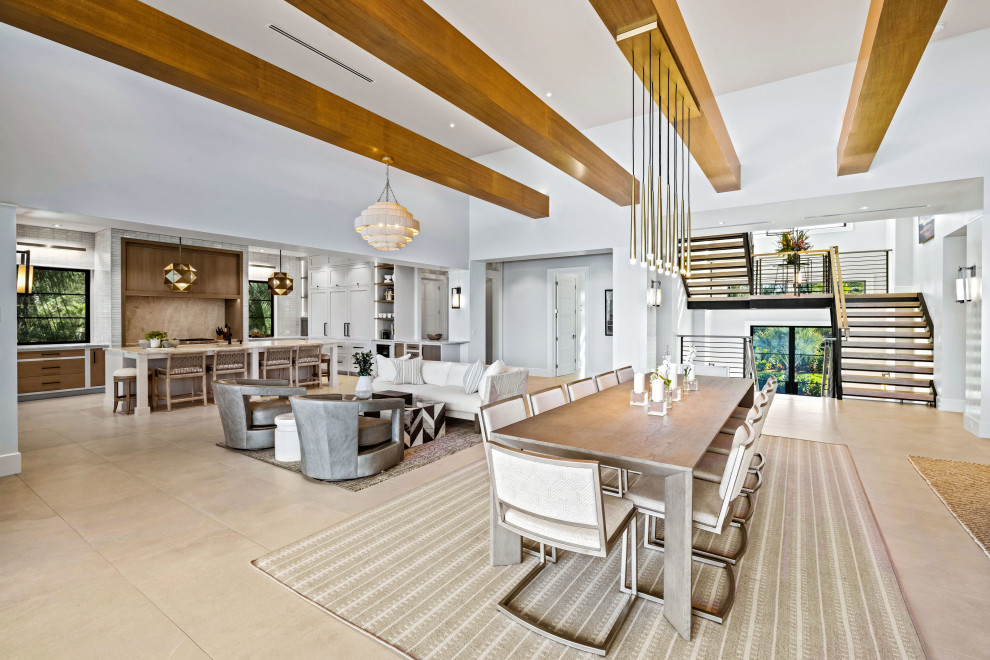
[847,320,927,327]
[686,268,749,277]
[842,362,933,374]
[846,310,923,317]
[842,387,934,402]
[842,374,934,387]
[839,351,932,361]
[842,341,934,350]
[687,239,744,249]
[684,287,750,295]
[687,278,751,287]
[846,293,921,300]
[848,330,931,339]
[846,301,920,308]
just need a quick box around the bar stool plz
[152,351,208,412]
[209,348,249,401]
[293,344,322,387]
[112,368,138,414]
[321,353,336,386]
[259,345,294,383]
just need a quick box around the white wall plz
[964,217,986,436]
[500,253,613,376]
[1,203,21,476]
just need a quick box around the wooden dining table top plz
[494,376,754,475]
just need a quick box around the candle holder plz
[670,386,682,403]
[630,389,649,407]
[647,397,668,416]
[685,376,698,392]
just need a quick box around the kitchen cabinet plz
[348,287,371,338]
[336,341,372,375]
[17,346,107,396]
[90,348,106,387]
[309,290,329,339]
[329,289,348,338]
[329,264,373,288]
[311,267,330,289]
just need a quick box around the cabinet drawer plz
[17,372,87,393]
[18,348,86,360]
[17,358,85,378]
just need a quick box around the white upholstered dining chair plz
[693,364,730,378]
[486,440,639,655]
[615,365,635,384]
[479,395,529,444]
[594,371,619,390]
[526,385,567,415]
[565,377,598,401]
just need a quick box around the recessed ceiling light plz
[934,21,946,33]
[718,221,725,225]
[859,206,869,210]
[449,123,455,128]
[545,92,552,98]
[52,224,62,227]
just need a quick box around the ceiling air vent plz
[268,24,373,83]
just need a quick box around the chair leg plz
[166,376,172,412]
[643,513,750,567]
[202,374,208,406]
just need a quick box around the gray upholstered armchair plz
[214,379,306,450]
[290,395,405,481]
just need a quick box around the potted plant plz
[776,229,811,265]
[144,330,167,349]
[352,350,375,399]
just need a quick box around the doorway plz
[554,273,578,377]
[751,325,832,396]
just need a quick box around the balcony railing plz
[751,250,833,297]
[677,334,755,380]
[836,249,889,294]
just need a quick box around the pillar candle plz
[633,372,645,393]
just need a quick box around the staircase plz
[682,232,752,302]
[839,293,936,405]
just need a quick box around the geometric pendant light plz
[268,249,293,296]
[163,237,197,292]
[354,156,420,251]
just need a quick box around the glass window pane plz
[248,281,274,337]
[752,326,789,391]
[17,267,89,345]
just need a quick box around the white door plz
[348,287,372,339]
[309,290,329,339]
[554,274,577,377]
[329,289,348,339]
[422,279,442,337]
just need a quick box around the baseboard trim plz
[937,396,965,413]
[0,452,22,477]
[963,413,987,438]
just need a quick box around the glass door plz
[752,326,832,396]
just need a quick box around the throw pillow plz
[462,359,484,394]
[393,357,424,385]
[478,359,505,398]
[375,354,397,381]
[421,361,452,387]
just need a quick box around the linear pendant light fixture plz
[163,237,197,292]
[626,37,693,284]
[355,157,421,251]
[268,249,294,296]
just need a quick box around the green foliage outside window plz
[17,267,89,344]
[248,281,274,337]
[752,325,832,396]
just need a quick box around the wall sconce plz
[451,286,462,309]
[647,279,662,307]
[16,249,33,294]
[956,265,976,303]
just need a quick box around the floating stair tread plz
[842,387,934,402]
[687,278,751,287]
[845,293,921,302]
[684,287,750,295]
[846,301,921,308]
[846,310,924,317]
[847,320,927,327]
[842,362,933,374]
[848,330,931,339]
[842,374,934,387]
[686,268,749,277]
[839,351,933,361]
[687,238,744,248]
[842,341,934,350]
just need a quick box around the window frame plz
[16,266,91,345]
[248,280,276,338]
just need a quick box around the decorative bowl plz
[427,333,443,340]
[138,340,150,348]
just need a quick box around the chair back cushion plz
[615,366,634,383]
[566,378,598,401]
[529,386,567,415]
[479,395,529,443]
[462,359,484,394]
[295,344,322,363]
[595,371,619,390]
[393,357,424,385]
[263,345,294,366]
[167,351,206,375]
[721,421,755,500]
[213,349,248,372]
[421,361,452,387]
[694,364,730,377]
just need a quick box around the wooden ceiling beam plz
[0,0,549,218]
[285,0,637,207]
[837,0,948,176]
[588,0,741,193]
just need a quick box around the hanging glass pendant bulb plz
[163,237,197,292]
[268,249,293,296]
[355,157,420,251]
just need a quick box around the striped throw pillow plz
[463,359,484,394]
[393,357,424,385]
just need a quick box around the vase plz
[354,375,373,399]
[149,339,161,348]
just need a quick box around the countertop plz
[109,338,336,355]
[326,338,469,345]
[17,343,108,352]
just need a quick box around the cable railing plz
[678,334,755,380]
[750,250,833,297]
[836,249,889,294]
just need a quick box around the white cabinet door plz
[338,344,351,375]
[311,267,329,289]
[347,264,373,288]
[309,290,329,339]
[349,342,371,374]
[348,287,372,339]
[329,267,349,288]
[329,289,348,339]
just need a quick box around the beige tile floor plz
[3,376,990,658]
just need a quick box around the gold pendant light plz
[355,157,420,251]
[268,250,293,296]
[163,237,197,292]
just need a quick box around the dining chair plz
[152,351,208,412]
[620,421,756,623]
[293,344,323,387]
[209,348,249,401]
[526,385,567,415]
[260,345,294,383]
[693,364,730,378]
[614,365,635,384]
[594,370,619,390]
[486,440,639,655]
[565,377,598,402]
[479,395,529,444]
[731,375,777,418]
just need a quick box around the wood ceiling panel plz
[588,0,741,193]
[0,0,549,218]
[837,0,948,175]
[285,0,638,206]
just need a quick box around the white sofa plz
[371,357,529,421]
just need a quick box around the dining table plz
[491,375,755,641]
[104,339,339,416]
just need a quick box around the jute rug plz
[253,436,925,658]
[909,455,990,560]
[219,419,480,492]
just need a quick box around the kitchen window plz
[17,267,90,345]
[248,280,275,337]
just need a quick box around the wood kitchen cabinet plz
[90,348,106,387]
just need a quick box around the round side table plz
[274,413,301,462]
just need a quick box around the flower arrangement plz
[352,350,375,377]
[776,229,811,265]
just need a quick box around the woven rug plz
[253,436,924,658]
[909,455,990,560]
[218,419,480,492]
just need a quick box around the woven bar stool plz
[259,345,294,383]
[112,367,138,414]
[293,344,323,387]
[152,351,208,412]
[209,348,249,401]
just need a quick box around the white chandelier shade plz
[355,157,421,251]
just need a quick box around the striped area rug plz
[253,436,924,658]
